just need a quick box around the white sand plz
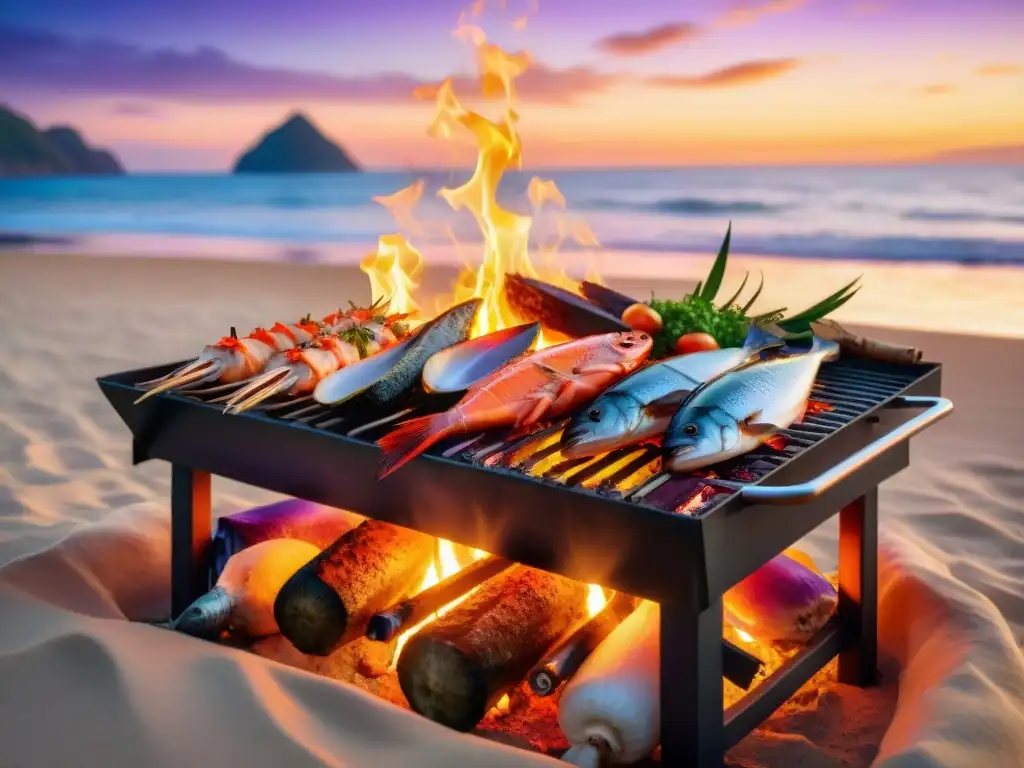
[0,252,1021,768]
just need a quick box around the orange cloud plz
[715,0,807,29]
[977,63,1023,76]
[595,23,702,56]
[647,58,803,88]
[919,83,957,95]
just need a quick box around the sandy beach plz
[0,251,1022,768]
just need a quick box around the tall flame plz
[429,25,589,339]
[378,6,608,668]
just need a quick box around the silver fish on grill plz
[664,336,840,473]
[560,325,785,458]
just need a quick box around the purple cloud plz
[0,25,614,104]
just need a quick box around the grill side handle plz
[739,395,953,505]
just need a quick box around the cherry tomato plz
[674,332,720,355]
[620,303,664,335]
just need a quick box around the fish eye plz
[588,408,602,421]
[683,424,699,436]
[639,333,649,341]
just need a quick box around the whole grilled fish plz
[376,331,653,479]
[664,337,840,473]
[560,324,785,458]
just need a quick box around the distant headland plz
[232,112,361,174]
[0,105,125,177]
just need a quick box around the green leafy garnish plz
[642,224,862,357]
[338,325,374,358]
[698,222,731,302]
[649,295,750,357]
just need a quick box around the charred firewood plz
[397,565,588,732]
[504,274,629,338]
[366,555,515,642]
[578,281,639,319]
[274,520,434,656]
[529,591,639,697]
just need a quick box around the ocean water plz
[2,166,1023,265]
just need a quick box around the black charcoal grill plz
[98,354,951,767]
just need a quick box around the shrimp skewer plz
[133,316,327,404]
[134,299,395,404]
[223,315,409,415]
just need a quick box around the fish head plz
[562,392,643,458]
[607,330,654,368]
[664,406,739,473]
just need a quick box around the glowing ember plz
[735,628,756,644]
[587,584,608,616]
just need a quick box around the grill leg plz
[171,464,212,618]
[838,489,878,686]
[660,597,724,767]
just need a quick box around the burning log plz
[366,555,516,642]
[811,318,924,365]
[504,274,629,339]
[211,498,363,578]
[723,553,838,644]
[397,565,588,732]
[274,520,435,656]
[529,592,639,697]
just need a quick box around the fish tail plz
[810,336,841,362]
[376,411,456,480]
[743,323,787,355]
[172,586,234,640]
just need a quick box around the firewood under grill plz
[397,565,589,732]
[274,519,435,656]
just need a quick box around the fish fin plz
[532,360,575,383]
[810,335,841,362]
[742,422,778,437]
[742,324,786,356]
[517,391,556,428]
[574,361,629,376]
[376,411,456,479]
[647,390,689,418]
[740,410,781,437]
[763,434,791,451]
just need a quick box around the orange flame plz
[360,234,425,321]
[374,7,606,665]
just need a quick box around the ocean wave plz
[601,233,1024,266]
[582,197,784,216]
[902,208,1024,225]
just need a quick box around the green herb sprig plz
[646,222,861,356]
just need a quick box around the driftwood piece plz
[811,319,924,365]
[274,520,434,656]
[397,565,588,732]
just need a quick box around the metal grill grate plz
[170,357,925,517]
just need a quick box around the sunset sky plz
[2,0,1022,170]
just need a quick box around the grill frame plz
[98,356,945,767]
